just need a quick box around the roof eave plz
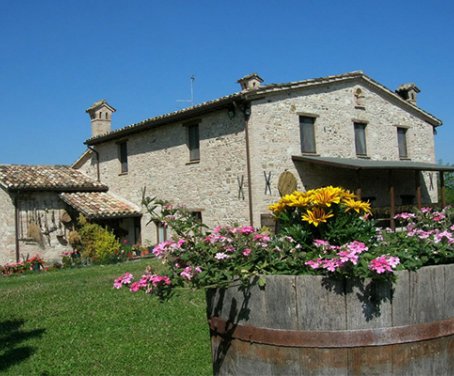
[7,186,108,193]
[245,73,442,127]
[85,95,244,146]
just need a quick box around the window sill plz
[356,155,370,159]
[399,157,411,161]
[186,160,200,165]
[118,172,128,176]
[355,105,366,110]
[301,152,320,157]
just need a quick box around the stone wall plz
[78,78,439,242]
[86,109,250,245]
[0,190,72,264]
[247,79,437,225]
[0,188,17,263]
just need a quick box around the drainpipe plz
[87,145,100,182]
[242,103,254,227]
[14,193,20,262]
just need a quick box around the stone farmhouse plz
[1,71,453,263]
[75,71,453,248]
[0,165,140,263]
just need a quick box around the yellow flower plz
[311,186,342,207]
[301,208,334,227]
[343,198,372,214]
[287,191,312,208]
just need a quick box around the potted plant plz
[115,187,454,375]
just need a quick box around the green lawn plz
[0,260,212,375]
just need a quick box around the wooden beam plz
[415,170,422,209]
[355,170,362,199]
[389,170,396,231]
[440,171,446,208]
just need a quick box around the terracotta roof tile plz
[0,165,107,191]
[60,192,141,219]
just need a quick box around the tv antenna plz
[177,75,195,107]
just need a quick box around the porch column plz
[440,171,446,208]
[355,169,362,199]
[415,170,422,209]
[389,170,396,231]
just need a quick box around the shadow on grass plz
[0,319,46,372]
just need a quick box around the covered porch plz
[292,156,454,230]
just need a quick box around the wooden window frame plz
[117,140,128,174]
[397,127,409,159]
[299,115,317,154]
[354,122,367,157]
[184,122,200,163]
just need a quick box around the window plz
[156,222,168,243]
[397,127,408,158]
[118,141,128,173]
[299,116,316,154]
[354,123,367,156]
[191,211,203,223]
[187,123,200,161]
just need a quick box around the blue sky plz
[1,0,453,165]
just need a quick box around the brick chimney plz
[395,83,420,106]
[86,100,116,138]
[237,73,263,91]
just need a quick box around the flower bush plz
[115,187,454,298]
[0,254,45,276]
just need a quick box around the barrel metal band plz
[209,317,454,348]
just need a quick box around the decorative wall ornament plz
[237,175,245,200]
[278,171,297,197]
[354,87,365,108]
[264,171,272,195]
[429,172,434,191]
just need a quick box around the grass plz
[0,259,212,375]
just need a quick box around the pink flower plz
[432,212,446,222]
[321,258,341,272]
[239,226,255,235]
[305,259,322,269]
[368,255,400,274]
[129,282,141,292]
[150,275,171,286]
[421,207,432,214]
[215,252,229,260]
[313,239,330,248]
[337,250,359,265]
[242,248,252,257]
[394,212,415,220]
[434,231,454,244]
[346,241,368,254]
[113,272,134,289]
[180,266,196,281]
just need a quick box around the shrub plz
[77,215,121,263]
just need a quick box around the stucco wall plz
[247,79,438,225]
[89,109,250,245]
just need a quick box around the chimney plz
[237,73,263,91]
[86,100,116,138]
[395,83,420,106]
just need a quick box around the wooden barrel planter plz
[206,264,454,375]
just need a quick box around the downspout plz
[14,193,20,262]
[242,103,254,227]
[87,145,100,182]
